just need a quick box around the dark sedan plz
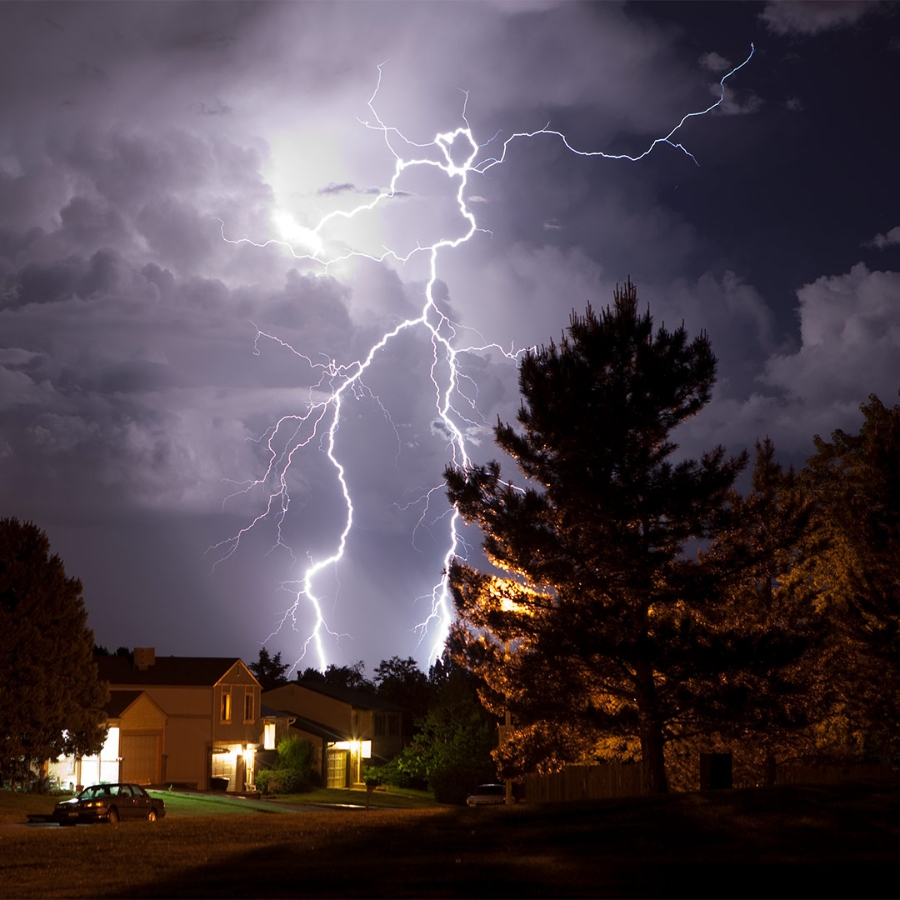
[53,783,166,825]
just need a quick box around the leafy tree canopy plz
[445,282,813,792]
[0,518,108,781]
[368,660,496,803]
[298,660,375,693]
[802,392,900,758]
[373,656,432,725]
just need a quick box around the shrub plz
[255,736,320,795]
[277,736,315,776]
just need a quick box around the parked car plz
[53,783,166,825]
[466,783,506,807]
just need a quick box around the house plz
[84,648,262,791]
[262,681,405,787]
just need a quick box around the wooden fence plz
[525,763,643,803]
[776,762,893,785]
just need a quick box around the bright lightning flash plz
[213,45,755,671]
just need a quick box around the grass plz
[269,785,437,810]
[0,793,70,826]
[0,784,436,824]
[1,782,898,898]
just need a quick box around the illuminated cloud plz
[0,1,895,667]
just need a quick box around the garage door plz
[120,733,161,785]
[326,749,348,788]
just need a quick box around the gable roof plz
[106,690,145,718]
[106,689,167,720]
[97,655,257,687]
[295,679,405,712]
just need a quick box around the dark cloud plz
[0,1,896,669]
[760,1,886,35]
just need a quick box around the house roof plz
[260,703,349,743]
[295,679,405,712]
[106,690,144,717]
[96,655,256,687]
[289,714,350,743]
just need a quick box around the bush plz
[254,736,320,795]
[277,736,315,776]
[255,767,318,795]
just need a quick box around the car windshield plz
[80,785,113,799]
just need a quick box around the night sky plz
[1,1,898,672]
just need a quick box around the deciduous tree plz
[0,518,108,783]
[802,392,900,758]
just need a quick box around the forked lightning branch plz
[212,45,755,671]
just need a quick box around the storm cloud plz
[1,1,898,669]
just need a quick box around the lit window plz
[221,688,232,723]
[244,689,254,723]
[264,721,275,750]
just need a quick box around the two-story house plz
[262,681,405,787]
[87,648,262,791]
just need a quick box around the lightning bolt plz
[213,45,755,671]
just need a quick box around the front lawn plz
[1,783,897,898]
[0,792,69,826]
[267,785,437,810]
[0,784,436,826]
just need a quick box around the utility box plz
[700,752,733,790]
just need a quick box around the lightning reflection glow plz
[213,45,754,671]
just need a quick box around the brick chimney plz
[134,647,156,670]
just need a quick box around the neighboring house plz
[262,681,405,787]
[48,690,167,790]
[88,648,262,791]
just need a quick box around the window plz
[221,687,232,723]
[264,721,276,750]
[388,714,400,736]
[244,689,254,723]
[373,713,385,737]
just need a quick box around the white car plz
[466,783,506,807]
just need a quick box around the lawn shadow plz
[105,786,900,898]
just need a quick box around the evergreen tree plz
[249,646,290,691]
[445,283,808,792]
[0,518,108,782]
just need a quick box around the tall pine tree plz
[445,282,808,792]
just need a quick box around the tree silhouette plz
[249,646,290,692]
[0,518,108,783]
[444,282,810,793]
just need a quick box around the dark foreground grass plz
[1,782,898,898]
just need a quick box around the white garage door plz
[326,749,348,788]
